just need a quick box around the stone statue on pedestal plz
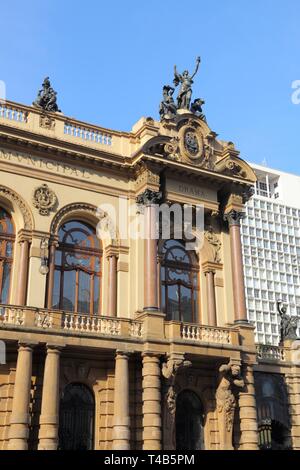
[277,300,298,342]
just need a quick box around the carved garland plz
[0,185,34,230]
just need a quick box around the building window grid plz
[242,197,300,345]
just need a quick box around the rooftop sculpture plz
[277,300,299,342]
[159,56,206,121]
[33,77,61,113]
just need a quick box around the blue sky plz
[1,1,300,174]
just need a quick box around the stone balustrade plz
[256,344,286,362]
[0,304,240,348]
[164,321,237,346]
[0,304,143,339]
[0,103,28,123]
[0,100,121,151]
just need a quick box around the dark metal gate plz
[58,383,95,450]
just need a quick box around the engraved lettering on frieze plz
[32,184,57,216]
[0,149,91,180]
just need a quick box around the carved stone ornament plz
[32,184,57,216]
[33,77,61,113]
[277,300,299,342]
[224,210,245,227]
[225,160,247,178]
[39,113,55,130]
[216,361,244,450]
[164,137,180,161]
[204,226,222,263]
[179,121,204,162]
[136,189,162,206]
[162,355,192,416]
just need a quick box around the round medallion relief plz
[183,128,203,160]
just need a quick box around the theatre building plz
[0,78,299,451]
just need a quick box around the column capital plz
[46,343,65,353]
[202,261,221,274]
[115,349,133,359]
[136,189,162,206]
[17,229,32,243]
[18,341,38,351]
[142,350,162,359]
[105,245,120,259]
[224,209,245,227]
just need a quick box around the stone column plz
[224,210,248,323]
[238,365,258,450]
[142,352,162,450]
[46,243,56,309]
[204,269,217,326]
[16,239,30,306]
[8,342,36,450]
[38,344,63,450]
[136,189,162,311]
[112,350,131,450]
[106,247,118,317]
[286,366,300,450]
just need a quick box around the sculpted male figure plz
[216,361,244,450]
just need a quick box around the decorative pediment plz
[216,144,257,183]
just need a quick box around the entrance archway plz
[58,383,95,450]
[175,390,204,450]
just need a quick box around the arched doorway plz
[58,383,95,450]
[175,390,204,450]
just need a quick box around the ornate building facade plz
[0,76,299,450]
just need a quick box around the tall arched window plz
[0,208,15,304]
[160,239,199,322]
[51,220,102,314]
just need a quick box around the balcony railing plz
[181,323,232,344]
[0,305,238,348]
[0,103,28,123]
[256,344,286,361]
[0,304,143,339]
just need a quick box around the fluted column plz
[204,269,217,326]
[112,350,131,449]
[8,342,36,450]
[136,189,162,311]
[142,352,162,450]
[38,345,63,450]
[16,239,30,306]
[46,243,56,308]
[224,210,248,323]
[106,247,118,317]
[238,365,258,450]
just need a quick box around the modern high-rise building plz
[242,163,300,345]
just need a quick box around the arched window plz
[59,383,95,450]
[51,220,102,314]
[0,208,15,304]
[160,240,199,322]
